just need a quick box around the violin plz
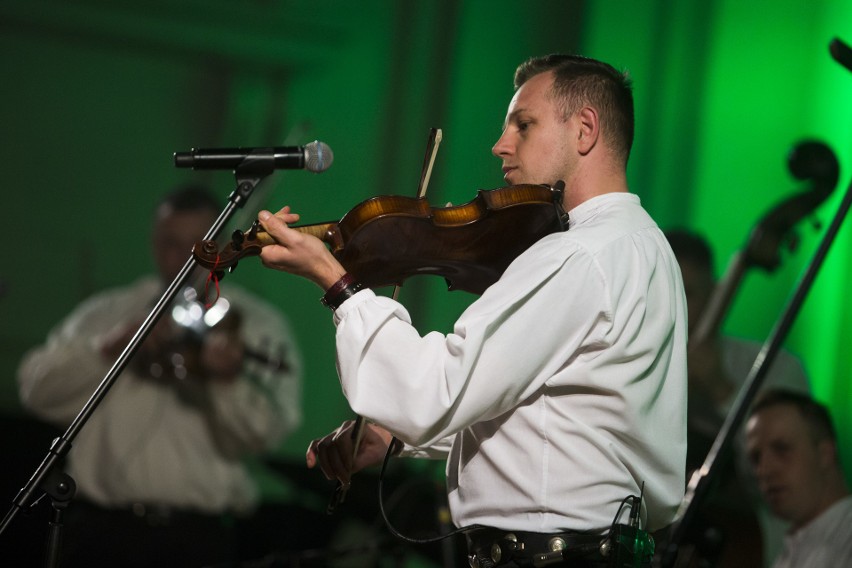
[135,287,290,382]
[193,182,567,295]
[677,140,838,568]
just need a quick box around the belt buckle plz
[468,532,524,567]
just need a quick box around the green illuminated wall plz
[2,0,851,506]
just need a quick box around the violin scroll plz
[193,220,334,276]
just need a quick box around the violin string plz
[203,255,222,309]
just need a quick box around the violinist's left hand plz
[258,206,347,290]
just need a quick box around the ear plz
[576,106,600,155]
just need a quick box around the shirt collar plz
[567,192,639,229]
[788,494,852,539]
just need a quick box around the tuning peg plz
[786,231,801,253]
[809,215,823,231]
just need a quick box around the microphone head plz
[304,140,334,173]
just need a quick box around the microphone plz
[173,140,333,173]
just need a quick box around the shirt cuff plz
[331,288,375,325]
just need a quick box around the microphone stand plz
[0,158,278,567]
[661,39,852,566]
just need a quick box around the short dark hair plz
[665,228,714,273]
[514,54,634,166]
[751,388,837,445]
[156,183,221,216]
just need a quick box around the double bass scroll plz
[689,140,839,348]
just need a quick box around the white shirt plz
[772,495,852,568]
[17,276,302,514]
[332,192,688,533]
[720,337,810,417]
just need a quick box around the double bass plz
[690,140,839,348]
[676,140,839,568]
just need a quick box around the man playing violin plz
[258,54,687,567]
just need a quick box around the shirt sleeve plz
[332,235,612,447]
[17,289,142,425]
[400,434,456,459]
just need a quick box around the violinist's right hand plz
[306,420,395,485]
[257,206,347,290]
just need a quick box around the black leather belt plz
[466,527,608,567]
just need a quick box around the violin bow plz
[326,127,443,514]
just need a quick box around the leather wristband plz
[321,273,364,311]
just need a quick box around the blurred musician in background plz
[17,185,302,567]
[666,228,811,566]
[746,389,852,567]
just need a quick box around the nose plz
[752,454,779,482]
[492,130,512,158]
[752,457,766,478]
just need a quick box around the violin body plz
[134,289,290,381]
[132,298,241,382]
[329,184,565,293]
[194,183,566,295]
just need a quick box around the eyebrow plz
[502,107,530,130]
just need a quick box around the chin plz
[769,503,797,524]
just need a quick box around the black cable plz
[376,436,483,544]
